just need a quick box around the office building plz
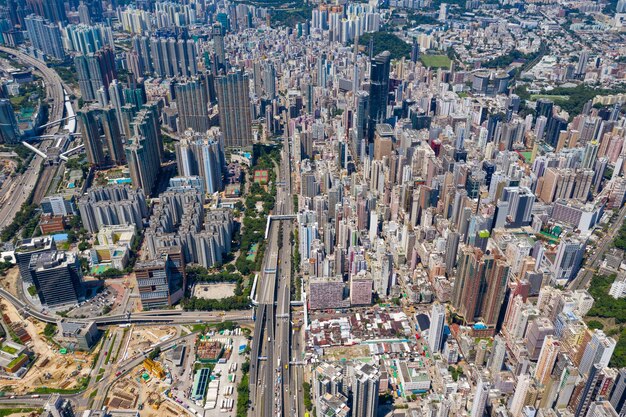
[352,90,369,157]
[77,106,125,167]
[28,251,85,308]
[175,75,213,134]
[368,51,391,140]
[429,302,446,353]
[24,14,65,60]
[551,238,586,284]
[215,69,253,148]
[77,185,148,233]
[352,363,379,417]
[57,320,99,350]
[135,246,186,310]
[41,394,77,417]
[14,236,56,284]
[0,99,20,143]
[41,195,76,216]
[373,124,394,161]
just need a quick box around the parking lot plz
[67,286,120,318]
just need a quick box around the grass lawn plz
[0,345,17,355]
[530,94,570,102]
[31,387,83,394]
[0,409,39,417]
[420,55,452,68]
[6,354,26,369]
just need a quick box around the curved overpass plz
[0,47,68,230]
[0,288,252,325]
[0,46,65,135]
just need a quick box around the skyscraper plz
[579,330,617,377]
[14,236,56,284]
[125,105,162,194]
[576,50,590,78]
[174,129,225,194]
[215,69,253,148]
[510,375,533,417]
[488,335,506,374]
[75,46,117,101]
[470,378,491,417]
[368,50,390,141]
[146,37,198,78]
[212,23,226,72]
[28,251,85,307]
[107,79,125,132]
[175,75,212,134]
[429,302,446,353]
[77,106,125,167]
[452,245,510,328]
[534,336,561,386]
[526,318,555,361]
[77,185,148,233]
[352,363,379,417]
[28,0,66,23]
[24,14,65,60]
[410,37,420,63]
[0,99,20,144]
[552,237,586,284]
[77,1,90,24]
[574,365,609,417]
[501,186,535,228]
[135,247,186,310]
[610,368,626,416]
[65,23,114,55]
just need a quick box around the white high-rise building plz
[470,378,491,417]
[429,302,446,353]
[510,375,532,417]
[586,402,619,417]
[488,335,506,375]
[579,330,617,376]
[352,363,379,417]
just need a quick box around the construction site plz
[0,297,97,395]
[104,356,192,417]
[123,326,178,359]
